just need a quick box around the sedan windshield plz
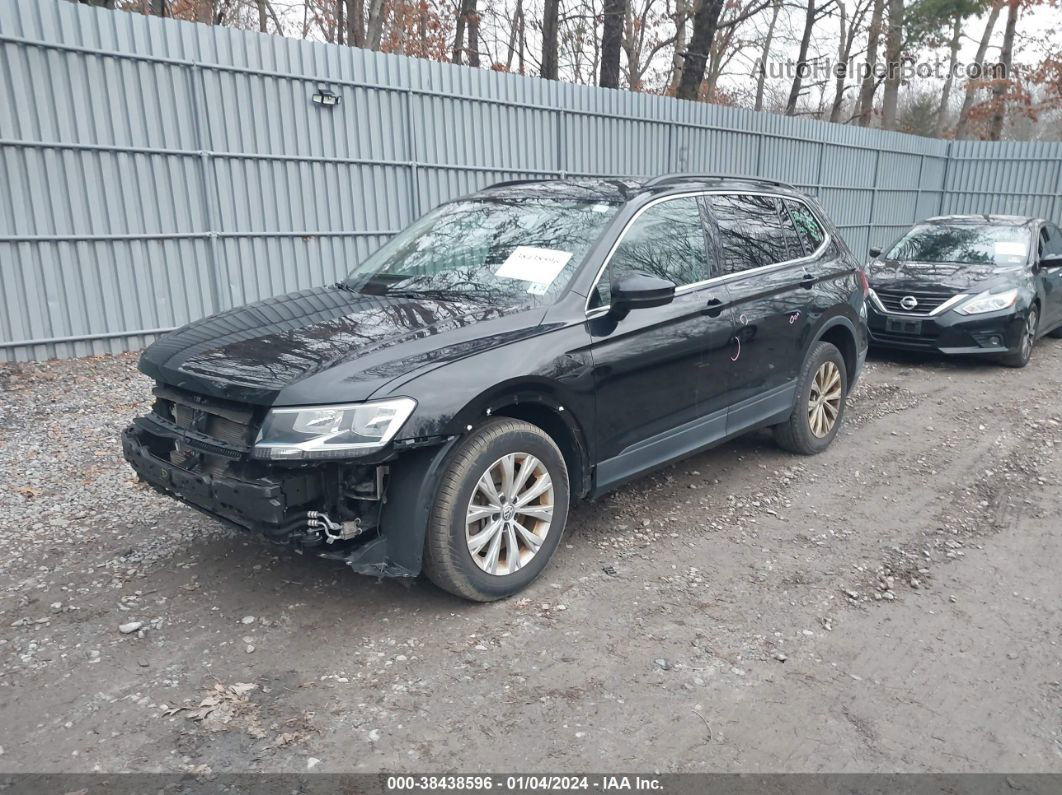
[886,223,1031,267]
[344,198,620,305]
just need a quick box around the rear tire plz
[422,418,569,602]
[774,341,848,455]
[999,305,1038,368]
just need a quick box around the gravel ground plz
[0,343,1060,773]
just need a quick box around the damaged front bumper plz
[122,420,456,579]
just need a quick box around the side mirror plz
[610,273,676,315]
[868,247,882,258]
[1041,253,1062,269]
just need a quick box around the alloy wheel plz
[808,360,843,438]
[465,453,554,576]
[1022,309,1038,358]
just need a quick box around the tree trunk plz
[880,0,903,130]
[505,0,523,70]
[828,2,849,122]
[600,0,625,88]
[987,0,1019,140]
[667,0,688,94]
[754,0,782,111]
[857,0,883,125]
[348,0,365,47]
[467,3,480,67]
[366,0,387,49]
[786,0,817,115]
[933,14,962,137]
[541,0,560,79]
[336,0,345,44]
[453,0,476,64]
[955,0,1002,138]
[675,0,725,101]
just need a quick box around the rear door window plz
[590,196,710,308]
[708,194,802,275]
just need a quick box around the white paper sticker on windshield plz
[995,241,1027,257]
[496,246,573,290]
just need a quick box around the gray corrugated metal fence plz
[1,1,1060,362]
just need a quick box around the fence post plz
[187,61,225,315]
[912,153,925,222]
[937,140,953,216]
[1052,154,1062,223]
[865,148,882,252]
[403,86,420,222]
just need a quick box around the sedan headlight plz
[955,288,1018,315]
[254,397,416,459]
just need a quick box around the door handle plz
[799,273,815,289]
[703,296,725,317]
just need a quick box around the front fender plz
[322,437,458,578]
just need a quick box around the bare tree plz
[955,0,1002,136]
[987,0,1019,140]
[880,0,903,129]
[786,0,837,114]
[453,0,478,64]
[933,14,962,135]
[829,0,871,121]
[857,0,884,124]
[753,0,782,111]
[667,0,689,94]
[676,0,766,100]
[622,0,675,90]
[541,0,560,79]
[600,0,625,87]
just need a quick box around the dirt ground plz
[1,340,1060,775]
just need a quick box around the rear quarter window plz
[785,199,826,255]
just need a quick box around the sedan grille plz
[873,287,955,315]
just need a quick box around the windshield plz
[886,223,1031,267]
[344,198,620,305]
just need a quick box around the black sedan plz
[866,215,1062,366]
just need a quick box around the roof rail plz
[644,173,799,191]
[484,178,550,190]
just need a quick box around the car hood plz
[867,259,1022,293]
[139,285,547,406]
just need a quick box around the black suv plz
[866,215,1062,366]
[123,175,868,601]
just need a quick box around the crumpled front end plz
[122,383,447,577]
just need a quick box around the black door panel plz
[588,195,734,483]
[588,289,733,471]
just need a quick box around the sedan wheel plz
[1001,306,1038,368]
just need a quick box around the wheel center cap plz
[502,504,515,522]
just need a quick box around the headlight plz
[254,397,416,459]
[955,288,1018,315]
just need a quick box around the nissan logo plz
[900,295,919,311]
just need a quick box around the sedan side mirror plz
[868,247,882,258]
[1041,253,1062,269]
[610,273,676,315]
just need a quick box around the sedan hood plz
[139,285,546,405]
[867,259,1022,293]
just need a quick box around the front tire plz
[774,341,848,455]
[422,418,569,601]
[999,305,1038,368]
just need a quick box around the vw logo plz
[900,295,919,311]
